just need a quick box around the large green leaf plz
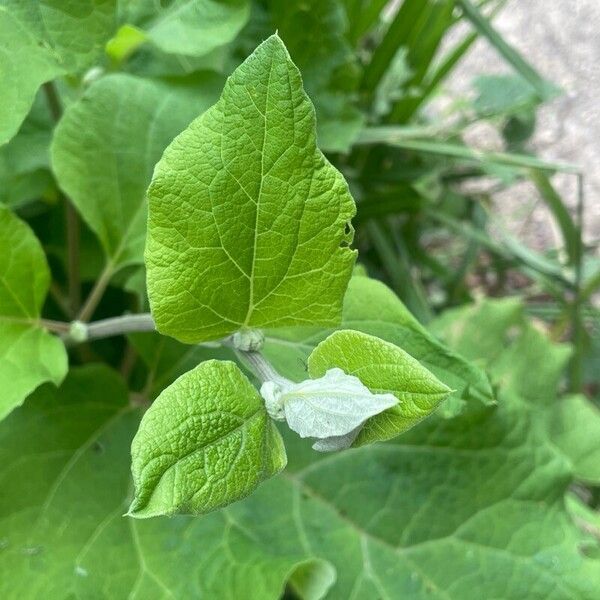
[2,353,599,597]
[119,0,250,58]
[433,298,600,487]
[146,35,356,343]
[0,206,67,420]
[264,275,493,410]
[0,366,327,599]
[0,0,120,144]
[2,0,117,71]
[308,330,451,445]
[0,7,62,145]
[0,92,55,207]
[129,360,286,517]
[52,72,223,271]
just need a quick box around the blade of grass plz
[425,206,574,286]
[345,0,389,44]
[361,0,430,93]
[396,0,508,122]
[355,131,580,173]
[530,170,581,266]
[366,220,433,322]
[388,0,457,121]
[456,0,558,100]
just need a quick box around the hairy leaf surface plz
[129,360,286,517]
[146,35,356,343]
[0,206,67,420]
[261,367,397,446]
[52,73,223,270]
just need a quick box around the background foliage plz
[0,0,599,598]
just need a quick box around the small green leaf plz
[473,74,540,117]
[52,73,223,270]
[341,276,494,408]
[308,330,451,446]
[105,24,147,64]
[288,559,337,600]
[129,360,286,517]
[146,35,356,343]
[0,206,68,419]
[264,275,493,410]
[120,0,250,58]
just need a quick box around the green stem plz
[235,349,289,385]
[569,174,586,392]
[48,310,288,388]
[84,313,155,340]
[43,82,82,315]
[78,262,115,322]
[65,198,81,314]
[40,318,72,334]
[43,81,62,121]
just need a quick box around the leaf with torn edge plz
[146,34,356,343]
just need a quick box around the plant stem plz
[84,313,156,341]
[78,262,115,322]
[43,82,82,316]
[569,173,586,392]
[66,198,81,314]
[48,309,287,385]
[235,349,290,385]
[43,81,62,121]
[40,319,72,334]
[49,282,74,319]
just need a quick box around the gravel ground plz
[448,0,600,250]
